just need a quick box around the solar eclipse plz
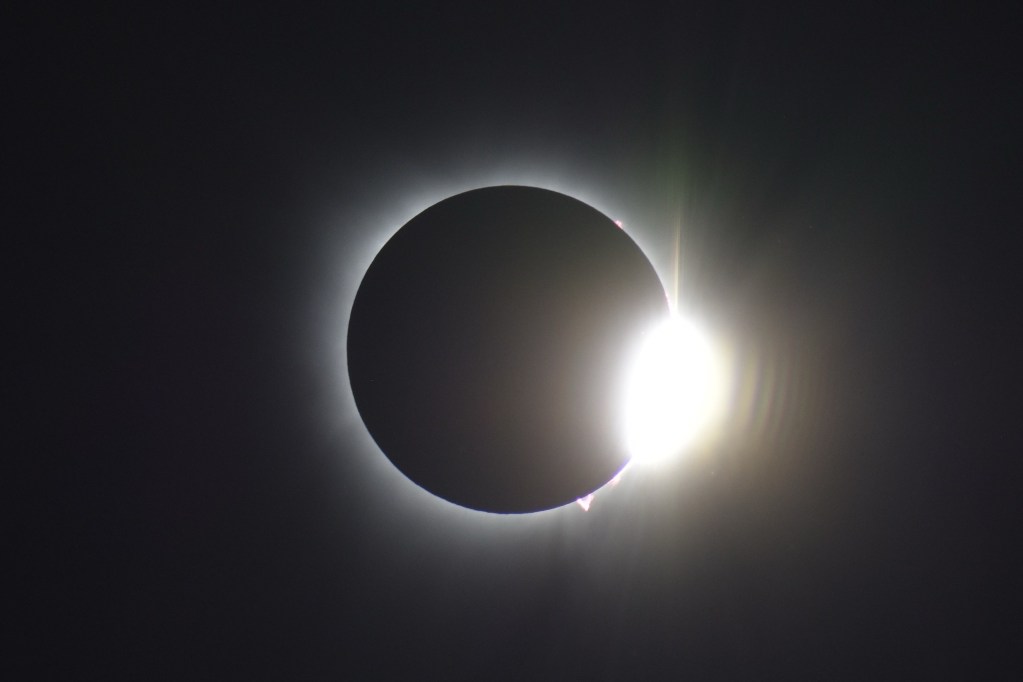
[348,186,722,513]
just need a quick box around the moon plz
[347,186,668,513]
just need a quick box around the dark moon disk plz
[348,186,668,513]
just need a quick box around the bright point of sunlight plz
[622,314,722,464]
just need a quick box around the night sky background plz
[13,3,1020,679]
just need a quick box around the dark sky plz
[13,3,1020,679]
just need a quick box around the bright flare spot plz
[623,315,720,463]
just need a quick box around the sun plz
[321,166,730,518]
[622,313,723,465]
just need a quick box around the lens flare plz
[623,314,721,464]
